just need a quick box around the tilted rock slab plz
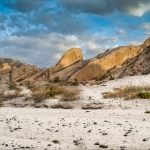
[69,45,143,81]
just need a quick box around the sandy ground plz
[0,75,150,150]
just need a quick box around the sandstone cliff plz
[69,45,143,81]
[56,48,83,69]
[102,37,150,81]
[0,37,150,85]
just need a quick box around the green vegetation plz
[138,92,150,99]
[8,82,17,90]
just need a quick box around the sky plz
[0,0,150,67]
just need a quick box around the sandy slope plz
[0,75,150,150]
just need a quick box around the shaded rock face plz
[56,48,83,69]
[122,46,150,76]
[70,45,143,81]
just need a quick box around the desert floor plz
[0,75,150,150]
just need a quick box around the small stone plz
[99,144,108,148]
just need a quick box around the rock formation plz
[0,37,150,85]
[56,48,83,69]
[69,45,143,81]
[102,37,150,81]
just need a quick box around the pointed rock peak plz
[142,37,150,48]
[56,48,83,68]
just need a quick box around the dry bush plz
[61,90,80,101]
[31,84,65,102]
[103,86,150,100]
[51,103,74,109]
[31,84,80,102]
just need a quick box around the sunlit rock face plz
[142,37,150,48]
[56,48,83,69]
[100,37,150,81]
[69,45,143,81]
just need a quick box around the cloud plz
[127,2,150,17]
[0,33,79,67]
[1,0,44,12]
[0,32,119,67]
[60,0,150,17]
[0,8,89,37]
[0,0,149,68]
[141,23,150,34]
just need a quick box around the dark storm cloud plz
[1,0,149,37]
[60,0,150,16]
[1,0,45,12]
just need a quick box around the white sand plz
[0,74,150,150]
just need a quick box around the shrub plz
[137,92,150,99]
[61,90,79,101]
[31,84,80,102]
[31,85,65,102]
[8,82,17,90]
